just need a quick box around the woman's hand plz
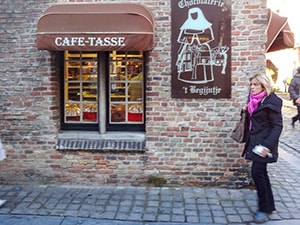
[260,147,271,158]
[253,145,272,158]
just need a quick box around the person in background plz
[0,138,7,207]
[288,67,300,127]
[242,74,283,223]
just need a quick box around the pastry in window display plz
[82,91,97,99]
[128,104,142,113]
[128,104,143,122]
[83,104,97,121]
[65,104,80,121]
[69,62,80,66]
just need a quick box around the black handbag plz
[230,110,248,143]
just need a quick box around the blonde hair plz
[249,74,273,96]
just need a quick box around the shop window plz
[109,51,144,126]
[62,51,145,132]
[64,51,98,125]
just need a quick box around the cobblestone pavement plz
[0,93,300,225]
[277,93,300,154]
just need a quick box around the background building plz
[267,0,300,91]
[0,0,268,188]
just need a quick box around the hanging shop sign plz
[54,36,126,48]
[171,0,231,98]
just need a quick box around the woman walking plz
[242,73,283,223]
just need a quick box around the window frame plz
[60,51,146,132]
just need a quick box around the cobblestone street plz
[278,93,300,154]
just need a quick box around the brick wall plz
[0,0,267,188]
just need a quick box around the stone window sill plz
[56,131,146,152]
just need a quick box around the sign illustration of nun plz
[171,0,231,98]
[177,7,215,84]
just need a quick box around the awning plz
[266,8,294,52]
[37,3,154,51]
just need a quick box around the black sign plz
[171,0,231,98]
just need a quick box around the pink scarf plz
[248,91,266,116]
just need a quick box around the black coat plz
[242,93,283,163]
[288,72,300,105]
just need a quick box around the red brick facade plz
[0,0,267,187]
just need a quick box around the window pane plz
[65,103,80,121]
[109,51,144,124]
[64,51,98,123]
[111,103,125,122]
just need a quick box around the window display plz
[63,51,144,129]
[64,51,98,123]
[109,51,144,124]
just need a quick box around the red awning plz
[266,9,294,52]
[37,3,154,51]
